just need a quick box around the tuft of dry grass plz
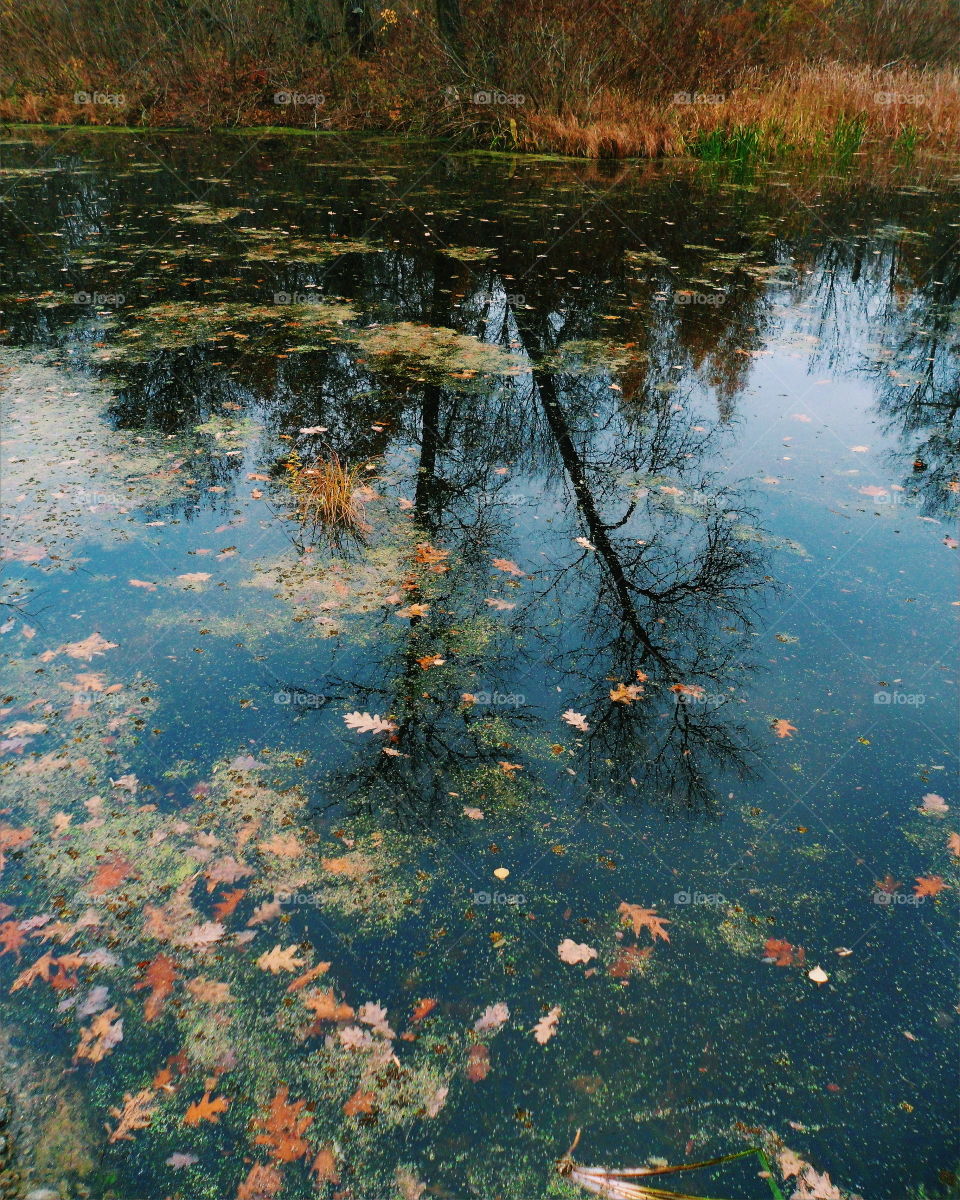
[285,453,371,539]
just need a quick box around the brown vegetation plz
[1,0,958,157]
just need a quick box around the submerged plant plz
[285,450,372,540]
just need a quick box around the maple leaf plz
[89,855,135,896]
[618,902,670,942]
[771,718,797,738]
[301,987,354,1021]
[609,683,643,703]
[914,875,949,897]
[257,944,306,974]
[343,1088,376,1116]
[133,954,178,1022]
[254,1085,313,1161]
[920,792,949,815]
[474,1002,509,1033]
[465,1043,490,1081]
[343,711,397,734]
[75,1006,123,1062]
[183,1090,229,1126]
[562,709,589,732]
[557,938,597,965]
[236,1163,284,1200]
[532,1005,561,1044]
[492,557,526,577]
[107,1088,157,1143]
[212,888,246,920]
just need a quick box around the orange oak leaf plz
[254,1085,313,1162]
[212,888,246,920]
[90,855,135,896]
[771,718,797,738]
[301,987,354,1021]
[75,1006,123,1062]
[183,1090,229,1126]
[763,938,805,967]
[411,997,437,1022]
[311,1145,340,1184]
[286,961,331,993]
[618,902,670,942]
[342,1088,376,1116]
[236,1163,283,1200]
[914,876,950,897]
[133,954,178,1022]
[107,1088,157,1143]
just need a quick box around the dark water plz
[0,131,957,1200]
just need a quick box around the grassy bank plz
[2,0,959,159]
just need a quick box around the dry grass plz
[514,65,960,159]
[285,453,371,539]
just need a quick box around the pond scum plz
[0,140,958,1200]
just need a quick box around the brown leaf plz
[236,1163,283,1200]
[310,1145,340,1184]
[75,1006,123,1062]
[133,954,178,1022]
[254,1085,313,1162]
[411,997,437,1022]
[256,945,306,974]
[212,888,247,920]
[617,902,670,942]
[90,855,135,896]
[465,1043,490,1081]
[183,1090,229,1126]
[342,1088,376,1116]
[286,961,331,993]
[107,1088,157,1143]
[301,987,354,1021]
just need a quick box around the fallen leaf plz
[557,938,597,965]
[562,709,589,732]
[914,876,949,897]
[492,557,526,577]
[107,1088,157,1143]
[236,1163,283,1200]
[618,902,670,942]
[474,1002,509,1032]
[920,793,949,816]
[343,711,397,734]
[771,718,797,738]
[254,1085,313,1162]
[133,954,178,1022]
[183,1090,229,1126]
[532,1005,561,1044]
[465,1043,490,1080]
[257,945,306,974]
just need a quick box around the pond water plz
[0,131,957,1200]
